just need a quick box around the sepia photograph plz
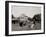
[5,1,45,36]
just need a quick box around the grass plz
[12,22,41,31]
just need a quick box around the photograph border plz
[5,1,45,36]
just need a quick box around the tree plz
[12,14,15,19]
[33,14,41,23]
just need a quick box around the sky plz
[11,5,41,18]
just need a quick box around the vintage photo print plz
[5,1,45,36]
